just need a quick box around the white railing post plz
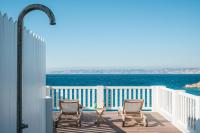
[171,90,178,125]
[171,90,177,125]
[96,86,105,108]
[196,97,200,132]
[152,86,159,112]
[171,90,185,127]
[45,96,53,133]
[106,86,109,109]
[46,86,50,97]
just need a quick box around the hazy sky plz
[1,0,200,69]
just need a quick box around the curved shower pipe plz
[17,4,56,133]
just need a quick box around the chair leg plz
[55,114,62,128]
[54,120,58,128]
[96,116,100,127]
[143,116,148,127]
[79,120,81,127]
[100,115,106,122]
[53,121,57,133]
[122,121,125,127]
[95,118,99,127]
[75,121,78,127]
[122,115,126,127]
[97,122,100,127]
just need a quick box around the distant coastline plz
[47,67,200,74]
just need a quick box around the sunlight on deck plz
[53,112,181,133]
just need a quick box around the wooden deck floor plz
[53,112,181,133]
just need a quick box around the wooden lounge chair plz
[118,99,148,127]
[55,100,81,127]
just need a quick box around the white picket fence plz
[46,85,200,133]
[0,12,47,133]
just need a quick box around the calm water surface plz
[46,74,200,95]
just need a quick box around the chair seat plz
[61,114,79,119]
[125,115,143,120]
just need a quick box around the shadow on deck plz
[53,112,181,133]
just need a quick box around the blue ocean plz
[46,74,200,95]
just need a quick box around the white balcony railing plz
[46,86,153,110]
[154,86,200,133]
[46,85,200,133]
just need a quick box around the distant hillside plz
[47,68,200,74]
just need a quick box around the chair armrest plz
[121,113,126,121]
[56,112,62,121]
[140,111,148,121]
[54,112,62,128]
[118,107,123,116]
[77,112,81,119]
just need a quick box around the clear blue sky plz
[1,0,200,69]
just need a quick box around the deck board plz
[53,112,181,133]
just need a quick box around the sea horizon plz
[46,73,200,75]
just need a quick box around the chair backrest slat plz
[123,99,144,113]
[59,100,79,114]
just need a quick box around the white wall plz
[0,12,46,133]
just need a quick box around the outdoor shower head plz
[18,4,56,25]
[50,19,56,25]
[47,7,56,25]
